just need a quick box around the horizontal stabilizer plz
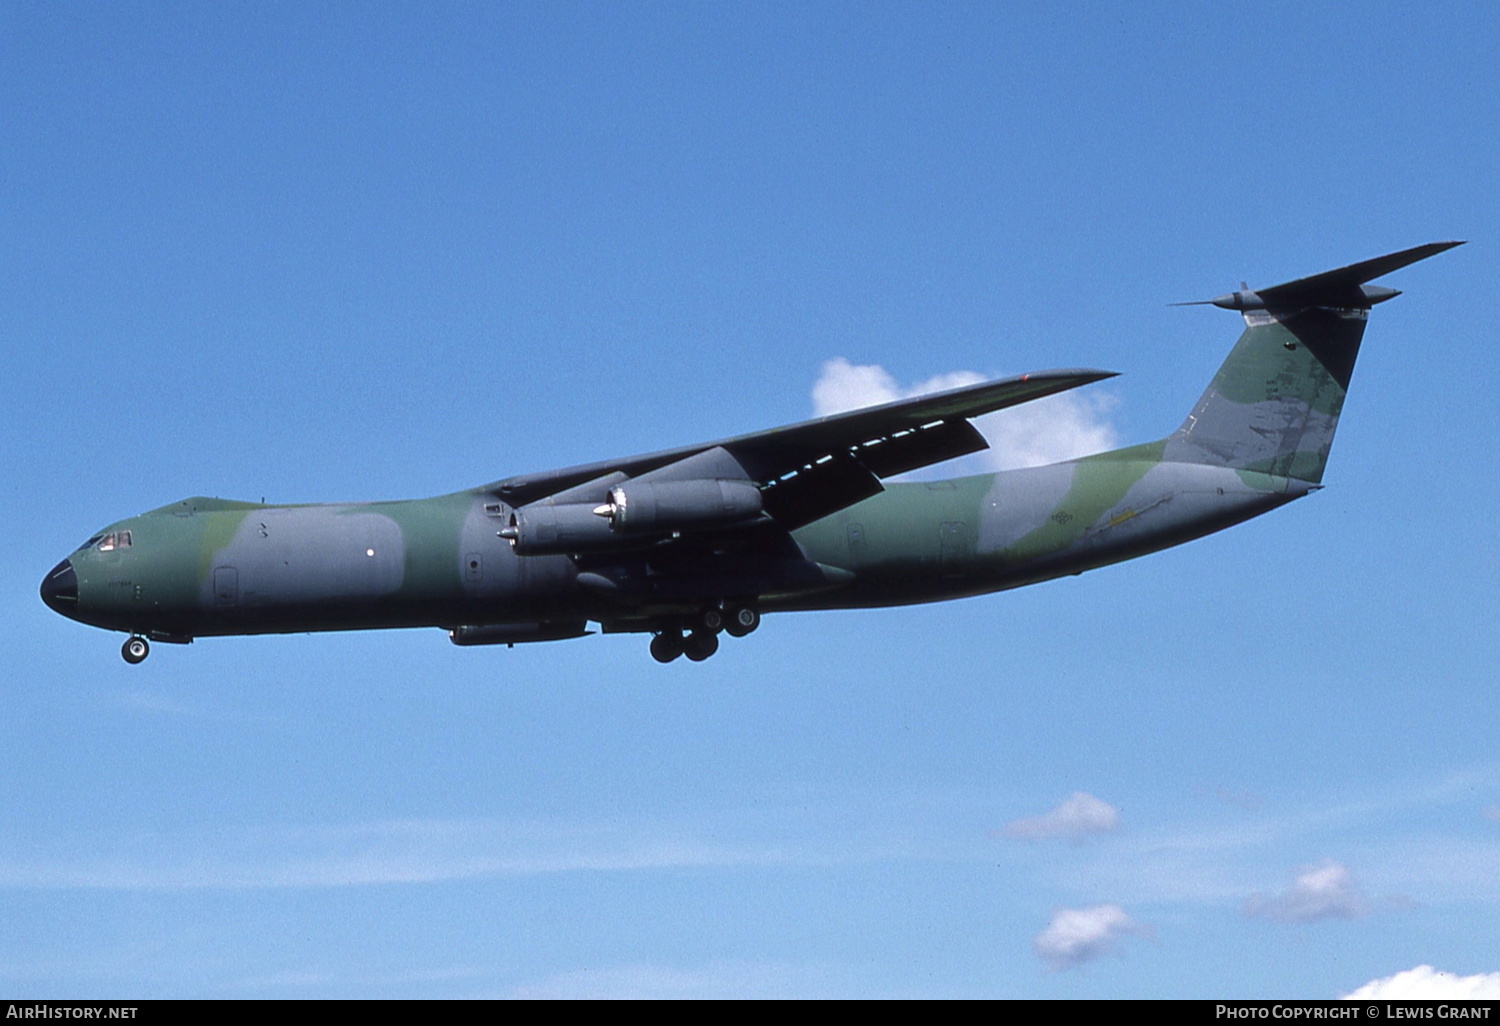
[1176,241,1465,311]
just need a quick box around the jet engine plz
[501,478,763,555]
[500,502,618,555]
[593,479,762,533]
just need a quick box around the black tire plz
[698,608,724,634]
[724,606,760,638]
[684,632,719,662]
[650,632,683,663]
[121,636,149,664]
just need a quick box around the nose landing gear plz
[121,636,149,664]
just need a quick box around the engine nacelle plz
[501,502,618,555]
[500,477,763,555]
[597,478,762,533]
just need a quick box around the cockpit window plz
[75,535,104,552]
[96,531,132,552]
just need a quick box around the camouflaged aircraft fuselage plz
[41,244,1461,664]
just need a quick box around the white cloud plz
[1244,859,1368,923]
[999,768,1500,914]
[1033,904,1143,971]
[1343,965,1500,1000]
[976,389,1120,470]
[1002,792,1122,843]
[810,358,1117,472]
[813,358,920,414]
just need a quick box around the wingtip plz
[1038,367,1120,383]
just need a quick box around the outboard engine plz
[593,478,762,533]
[499,449,764,556]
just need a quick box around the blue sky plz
[3,1,1498,998]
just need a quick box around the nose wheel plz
[121,636,150,664]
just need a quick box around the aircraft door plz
[939,521,967,577]
[213,566,238,607]
[462,500,527,603]
[846,522,865,569]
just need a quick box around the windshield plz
[94,531,132,552]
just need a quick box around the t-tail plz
[1163,241,1464,484]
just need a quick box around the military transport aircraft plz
[41,242,1461,664]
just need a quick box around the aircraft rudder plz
[1164,243,1462,485]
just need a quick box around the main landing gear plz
[649,604,760,663]
[724,605,760,638]
[121,635,149,664]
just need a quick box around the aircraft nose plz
[40,558,79,618]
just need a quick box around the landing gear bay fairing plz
[42,243,1461,664]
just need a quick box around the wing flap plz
[758,452,885,530]
[727,368,1116,480]
[849,418,988,478]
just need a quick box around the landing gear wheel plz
[650,632,684,664]
[697,608,724,634]
[724,606,760,638]
[121,636,149,664]
[684,631,719,662]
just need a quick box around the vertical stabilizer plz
[1164,242,1462,484]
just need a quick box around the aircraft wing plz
[486,368,1116,529]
